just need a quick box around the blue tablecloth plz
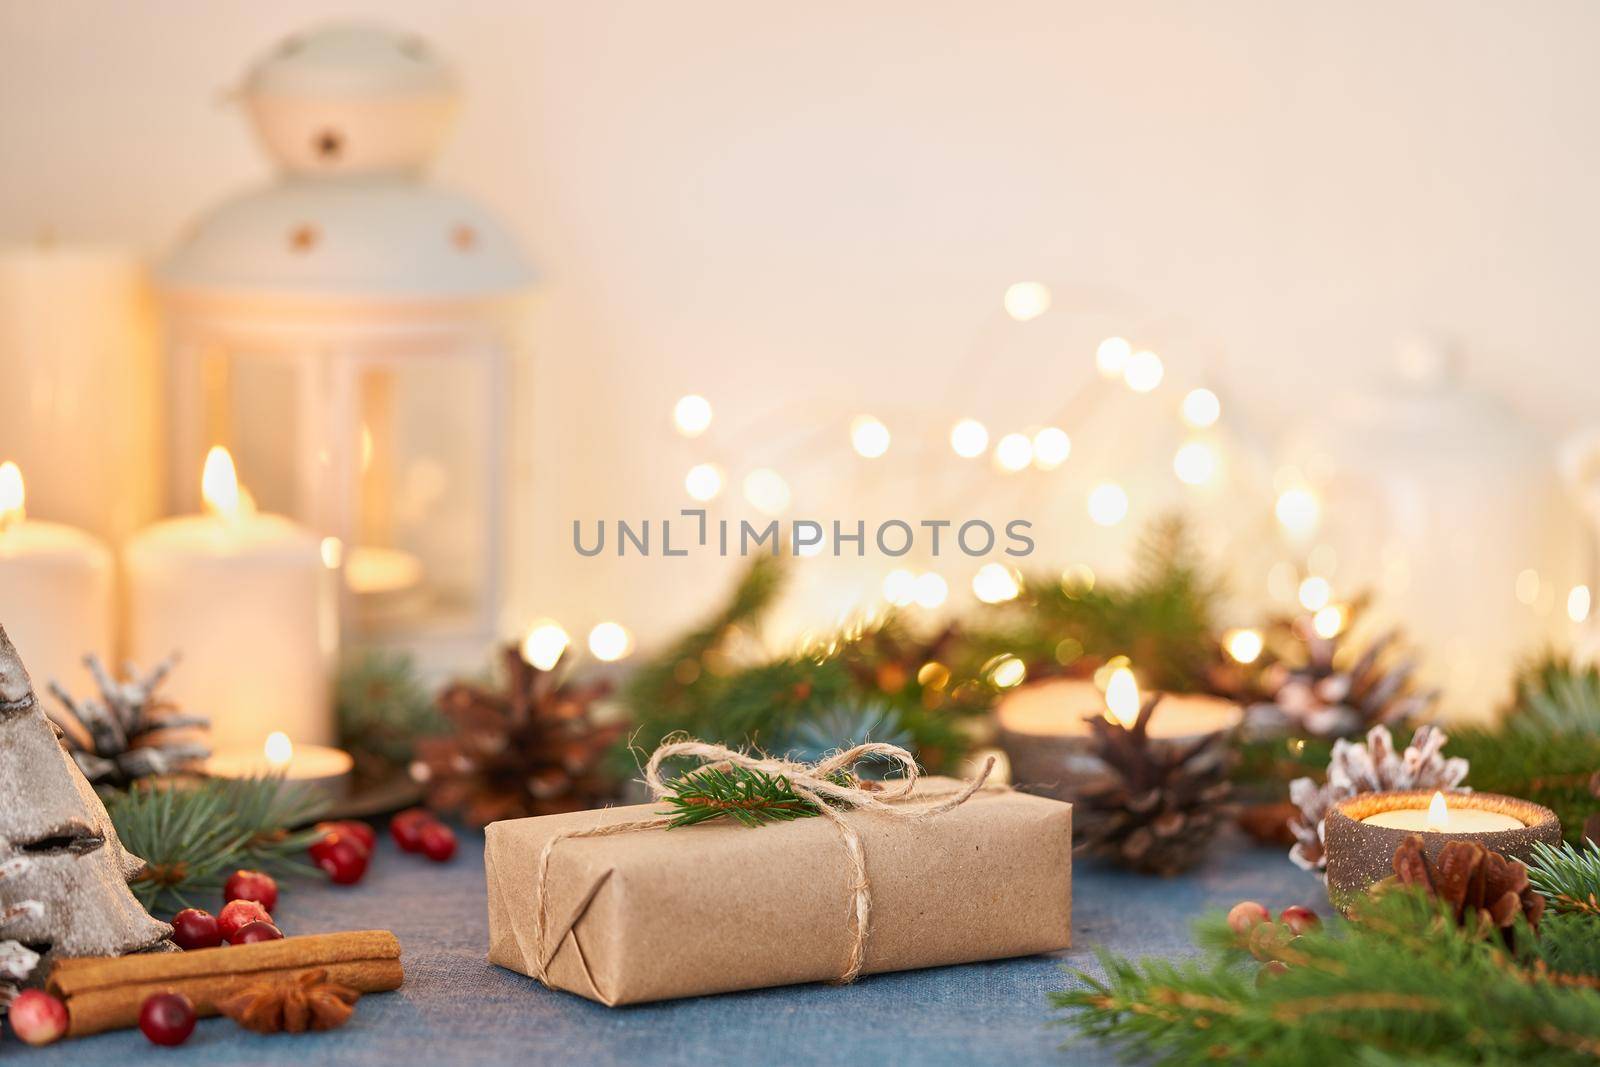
[28,826,1318,1066]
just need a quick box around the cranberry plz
[418,821,457,863]
[170,907,222,950]
[9,990,68,1046]
[314,837,370,885]
[217,898,272,941]
[312,823,372,863]
[1279,905,1321,935]
[1247,921,1287,962]
[1226,900,1270,935]
[231,920,285,945]
[390,808,433,853]
[335,820,377,853]
[139,992,196,1046]
[224,869,279,912]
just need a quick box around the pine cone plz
[411,645,624,826]
[218,968,360,1033]
[47,654,210,787]
[1288,724,1468,876]
[1072,696,1235,876]
[1247,623,1437,741]
[1383,836,1544,945]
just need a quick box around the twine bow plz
[530,739,997,987]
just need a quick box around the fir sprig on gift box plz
[107,777,325,915]
[661,765,853,828]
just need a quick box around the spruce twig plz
[1053,890,1600,1065]
[660,765,854,828]
[1529,840,1600,917]
[107,776,327,915]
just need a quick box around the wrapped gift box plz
[484,780,1072,1005]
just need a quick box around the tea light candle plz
[206,730,353,805]
[0,462,114,695]
[1323,789,1561,909]
[995,671,1241,799]
[1361,790,1525,833]
[125,448,336,752]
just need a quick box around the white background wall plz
[3,1,1598,658]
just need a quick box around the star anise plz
[218,968,360,1034]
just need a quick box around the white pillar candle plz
[125,448,336,751]
[0,463,114,695]
[1361,790,1525,832]
[0,244,162,549]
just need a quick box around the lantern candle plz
[125,448,336,753]
[0,462,114,694]
[995,671,1241,800]
[1323,789,1562,909]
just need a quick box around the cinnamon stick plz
[48,930,403,1037]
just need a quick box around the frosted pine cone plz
[1288,724,1468,876]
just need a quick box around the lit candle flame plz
[1427,790,1449,830]
[1105,667,1141,727]
[201,446,247,521]
[0,462,23,531]
[264,731,293,769]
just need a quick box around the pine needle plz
[1053,889,1600,1065]
[1530,840,1600,916]
[107,776,328,916]
[660,764,854,828]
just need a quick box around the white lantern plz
[159,24,530,669]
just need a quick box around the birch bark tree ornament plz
[0,625,172,985]
[47,653,210,787]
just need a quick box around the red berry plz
[419,821,457,863]
[390,809,433,852]
[312,823,371,862]
[9,990,68,1046]
[231,920,284,945]
[335,820,377,853]
[1247,921,1287,962]
[170,907,222,950]
[139,992,196,1046]
[1256,960,1290,987]
[223,869,278,912]
[217,898,272,941]
[315,837,370,885]
[1279,905,1321,935]
[1226,900,1270,935]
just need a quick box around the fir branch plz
[978,514,1220,692]
[336,650,443,780]
[1053,890,1600,1065]
[1509,656,1600,738]
[659,764,853,828]
[1450,727,1600,846]
[1529,840,1600,917]
[107,777,327,916]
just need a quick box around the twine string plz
[529,739,996,986]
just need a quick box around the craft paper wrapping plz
[484,781,1071,1005]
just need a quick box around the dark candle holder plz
[1323,789,1561,910]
